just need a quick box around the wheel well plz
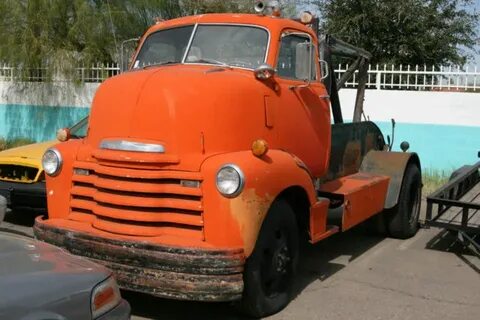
[276,186,311,240]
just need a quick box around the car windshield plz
[70,116,88,138]
[133,25,269,70]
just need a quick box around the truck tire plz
[386,164,421,239]
[239,200,299,318]
[364,211,387,236]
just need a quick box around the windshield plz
[70,116,88,138]
[133,25,269,69]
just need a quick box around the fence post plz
[376,71,381,90]
[474,66,478,91]
[406,65,410,89]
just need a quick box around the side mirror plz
[254,64,276,80]
[295,42,315,81]
[120,37,140,73]
[319,59,329,80]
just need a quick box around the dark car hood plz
[0,232,110,318]
[0,232,105,276]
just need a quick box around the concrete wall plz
[340,89,480,127]
[0,81,479,171]
[0,82,95,141]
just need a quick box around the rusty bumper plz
[34,219,245,302]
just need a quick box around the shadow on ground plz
[0,210,38,237]
[124,226,385,320]
[425,228,479,274]
[4,210,38,227]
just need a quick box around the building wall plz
[0,82,95,141]
[0,82,479,171]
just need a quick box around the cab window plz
[277,33,317,81]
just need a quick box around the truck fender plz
[200,150,317,257]
[359,151,421,209]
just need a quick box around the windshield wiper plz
[142,61,179,69]
[189,58,232,69]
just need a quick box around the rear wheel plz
[386,164,422,239]
[364,211,387,236]
[239,200,299,318]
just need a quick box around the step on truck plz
[35,1,422,317]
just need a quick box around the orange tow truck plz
[35,2,422,317]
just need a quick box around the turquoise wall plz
[376,121,479,172]
[0,104,90,142]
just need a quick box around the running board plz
[318,172,390,231]
[310,225,339,244]
[309,198,340,243]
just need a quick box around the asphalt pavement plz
[2,207,479,320]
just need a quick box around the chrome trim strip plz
[99,140,165,153]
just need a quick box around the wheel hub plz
[273,245,290,274]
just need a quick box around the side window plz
[277,33,317,81]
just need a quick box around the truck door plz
[275,31,331,177]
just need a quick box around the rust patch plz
[341,141,361,177]
[364,132,375,151]
[33,218,245,302]
[230,189,273,257]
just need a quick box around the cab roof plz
[145,13,316,38]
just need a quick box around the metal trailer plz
[425,155,480,256]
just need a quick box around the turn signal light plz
[252,139,269,157]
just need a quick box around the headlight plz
[42,148,62,176]
[216,164,245,197]
[91,276,122,319]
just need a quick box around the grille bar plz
[72,175,202,197]
[92,216,203,238]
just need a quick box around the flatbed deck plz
[426,161,480,255]
[432,183,480,232]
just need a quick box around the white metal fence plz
[335,64,480,91]
[0,63,120,83]
[1,62,479,91]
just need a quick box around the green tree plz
[312,0,479,66]
[0,0,253,76]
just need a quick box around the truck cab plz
[35,4,421,317]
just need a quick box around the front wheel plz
[386,164,422,239]
[239,200,299,318]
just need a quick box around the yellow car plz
[0,117,88,212]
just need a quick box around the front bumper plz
[0,180,46,211]
[34,217,245,302]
